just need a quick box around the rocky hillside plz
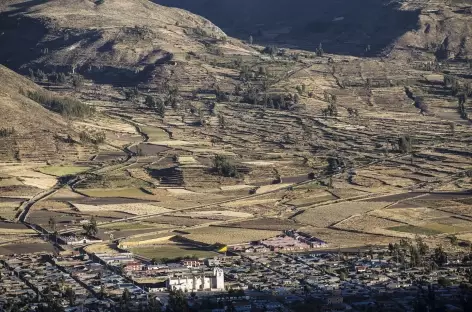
[0,65,94,161]
[0,0,252,84]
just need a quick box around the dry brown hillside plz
[0,0,253,84]
[0,65,95,161]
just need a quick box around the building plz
[166,268,224,292]
[124,262,144,272]
[181,259,204,268]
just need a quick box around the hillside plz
[0,0,253,85]
[156,0,472,58]
[0,0,472,253]
[0,65,94,161]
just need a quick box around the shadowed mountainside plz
[155,0,420,55]
[155,0,472,58]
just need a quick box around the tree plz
[122,288,131,303]
[438,276,453,287]
[64,287,75,306]
[48,216,57,232]
[82,216,98,237]
[145,95,165,118]
[72,74,84,91]
[316,43,324,57]
[167,289,189,312]
[398,135,413,153]
[213,155,240,178]
[146,295,162,312]
[416,235,429,256]
[449,234,458,246]
[434,245,448,266]
[124,87,139,102]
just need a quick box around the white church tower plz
[213,267,224,290]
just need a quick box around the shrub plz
[414,97,429,114]
[262,45,278,56]
[0,127,15,137]
[213,155,240,178]
[27,90,95,118]
[72,74,85,91]
[398,135,413,153]
[79,131,106,145]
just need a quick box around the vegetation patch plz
[130,244,217,262]
[140,126,169,141]
[26,90,95,118]
[221,218,301,231]
[98,221,164,231]
[421,222,465,234]
[388,225,442,236]
[75,188,154,199]
[38,165,90,177]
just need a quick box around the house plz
[124,262,144,272]
[181,260,204,268]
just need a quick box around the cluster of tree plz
[214,85,230,102]
[347,107,359,117]
[262,45,279,56]
[326,155,348,174]
[82,216,98,237]
[151,255,199,265]
[0,127,15,137]
[321,103,338,117]
[167,289,189,312]
[145,95,165,118]
[79,131,106,145]
[123,87,140,102]
[388,237,429,268]
[444,75,462,96]
[213,155,240,178]
[323,92,337,104]
[241,91,298,110]
[27,90,95,118]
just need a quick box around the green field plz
[421,222,465,234]
[388,225,442,236]
[76,187,152,199]
[39,165,90,176]
[141,126,169,141]
[99,221,158,230]
[130,244,217,261]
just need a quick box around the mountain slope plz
[0,65,93,161]
[156,0,472,58]
[0,0,252,84]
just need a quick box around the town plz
[1,234,472,311]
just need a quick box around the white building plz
[166,268,224,292]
